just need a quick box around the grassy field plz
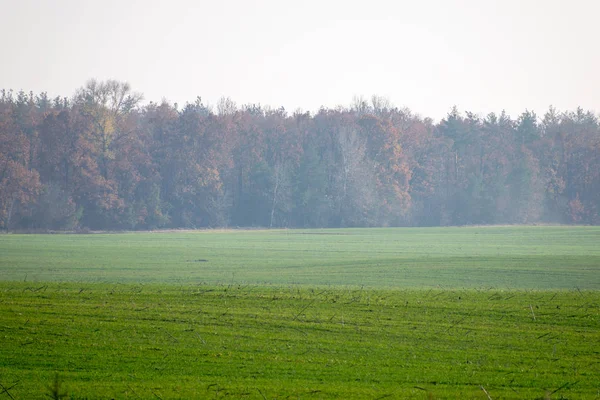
[1,226,599,289]
[1,226,599,399]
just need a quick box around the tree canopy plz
[1,82,599,230]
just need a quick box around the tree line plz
[1,80,599,230]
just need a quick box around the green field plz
[1,227,599,399]
[1,226,599,289]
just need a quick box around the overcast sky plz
[1,0,599,120]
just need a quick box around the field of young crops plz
[1,226,599,399]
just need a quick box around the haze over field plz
[2,4,600,397]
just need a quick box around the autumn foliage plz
[1,82,599,230]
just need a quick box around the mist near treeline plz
[1,80,599,230]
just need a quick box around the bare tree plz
[269,159,292,228]
[217,96,237,116]
[351,95,371,116]
[371,95,393,116]
[335,126,377,226]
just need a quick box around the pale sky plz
[1,0,599,120]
